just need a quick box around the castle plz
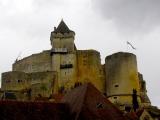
[1,20,151,111]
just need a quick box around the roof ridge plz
[61,83,88,120]
[54,20,72,34]
[75,84,88,120]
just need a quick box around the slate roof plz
[62,83,128,120]
[54,20,74,34]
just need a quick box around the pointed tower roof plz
[54,20,74,34]
[62,83,128,120]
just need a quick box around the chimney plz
[54,27,56,31]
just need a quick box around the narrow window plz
[114,97,117,99]
[125,106,131,112]
[17,80,22,83]
[114,84,119,87]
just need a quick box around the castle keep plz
[1,20,150,111]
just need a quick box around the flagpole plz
[126,41,129,52]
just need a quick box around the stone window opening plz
[17,80,22,83]
[96,102,104,109]
[74,82,82,88]
[114,97,117,99]
[114,84,119,87]
[125,106,131,112]
[103,93,107,96]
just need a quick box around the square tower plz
[50,20,77,93]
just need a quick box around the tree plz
[132,89,139,112]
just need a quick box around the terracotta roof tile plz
[136,109,144,117]
[0,101,70,120]
[125,112,139,120]
[62,83,128,120]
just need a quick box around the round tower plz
[105,52,141,110]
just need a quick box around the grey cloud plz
[0,1,58,43]
[0,0,73,41]
[32,0,68,9]
[92,0,160,37]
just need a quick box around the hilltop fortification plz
[1,20,151,111]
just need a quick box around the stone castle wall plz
[58,53,77,90]
[2,51,149,108]
[13,50,52,73]
[5,49,105,94]
[1,71,57,100]
[77,50,105,92]
[1,71,30,101]
[28,71,56,99]
[1,71,29,91]
[50,32,75,52]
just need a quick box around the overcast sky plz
[0,0,160,107]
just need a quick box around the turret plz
[105,52,141,111]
